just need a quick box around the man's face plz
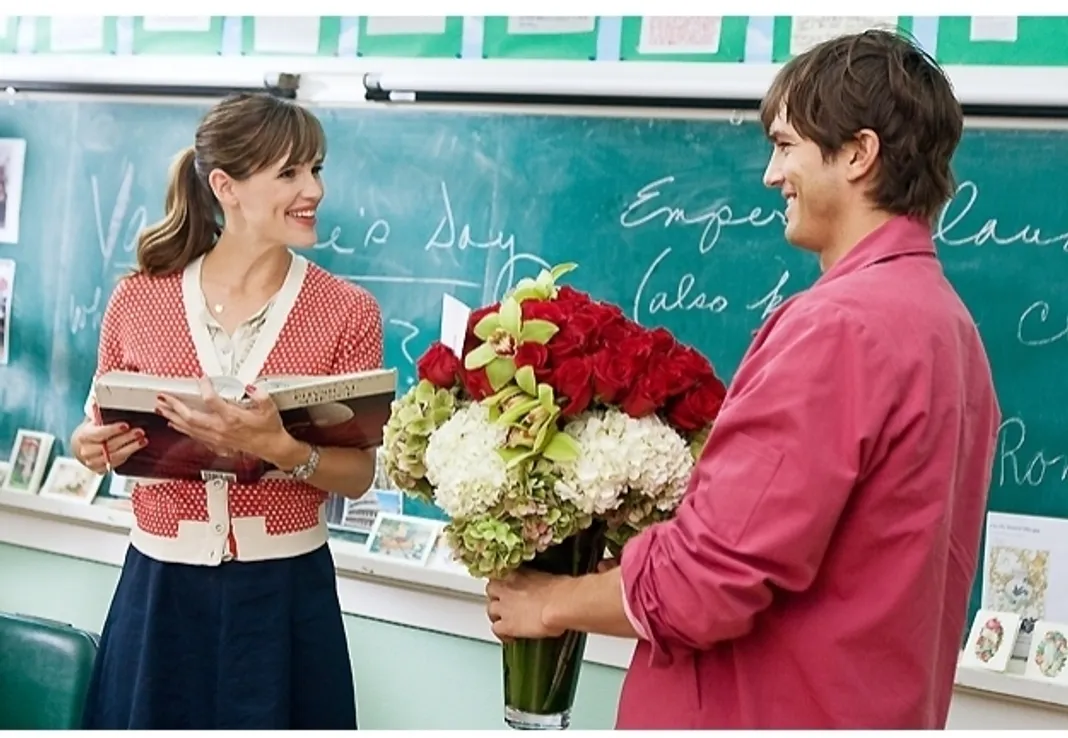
[762,108,849,254]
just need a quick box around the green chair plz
[0,612,99,729]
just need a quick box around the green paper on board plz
[482,16,599,60]
[132,16,224,55]
[357,16,463,58]
[936,16,1068,66]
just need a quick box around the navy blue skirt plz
[81,543,357,730]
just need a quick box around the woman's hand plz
[72,420,147,474]
[155,378,291,464]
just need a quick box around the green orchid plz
[509,262,578,302]
[462,296,559,391]
[482,365,580,468]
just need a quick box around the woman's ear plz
[208,168,237,208]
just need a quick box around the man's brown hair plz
[759,29,963,223]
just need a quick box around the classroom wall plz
[3,541,1067,729]
[0,543,624,730]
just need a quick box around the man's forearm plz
[543,567,642,640]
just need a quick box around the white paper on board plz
[790,16,896,55]
[440,294,472,359]
[142,16,211,33]
[969,16,1019,43]
[50,16,106,52]
[0,258,14,366]
[252,16,320,55]
[638,16,722,55]
[506,17,596,35]
[365,17,447,36]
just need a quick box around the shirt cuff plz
[619,560,649,641]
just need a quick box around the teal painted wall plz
[0,543,625,729]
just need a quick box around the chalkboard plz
[1,99,1066,633]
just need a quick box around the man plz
[485,29,1001,729]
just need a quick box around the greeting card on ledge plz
[961,609,1022,672]
[1025,620,1068,682]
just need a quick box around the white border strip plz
[2,55,1068,111]
[3,491,1068,708]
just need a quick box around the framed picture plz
[39,456,104,504]
[364,512,440,566]
[2,429,55,494]
[961,609,1023,672]
[0,138,26,244]
[428,529,468,574]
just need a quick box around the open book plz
[91,369,397,484]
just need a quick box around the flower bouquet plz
[381,263,726,730]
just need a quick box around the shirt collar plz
[817,215,937,285]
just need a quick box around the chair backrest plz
[0,612,99,729]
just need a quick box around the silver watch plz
[289,444,320,481]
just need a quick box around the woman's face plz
[214,156,324,249]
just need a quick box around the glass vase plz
[501,521,608,730]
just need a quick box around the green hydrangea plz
[444,457,592,579]
[380,380,457,504]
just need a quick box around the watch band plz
[289,444,320,481]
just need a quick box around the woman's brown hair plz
[136,92,327,277]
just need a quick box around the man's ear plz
[844,128,880,183]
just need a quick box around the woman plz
[70,92,383,729]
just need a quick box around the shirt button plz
[214,523,225,534]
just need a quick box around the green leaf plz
[464,342,497,370]
[519,319,559,344]
[499,297,522,337]
[485,356,517,391]
[551,262,578,280]
[515,365,537,396]
[537,383,554,408]
[541,431,581,462]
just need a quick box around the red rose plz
[416,341,461,389]
[661,344,716,397]
[621,370,673,418]
[667,376,727,431]
[600,318,642,345]
[551,356,594,417]
[546,310,601,360]
[515,342,552,381]
[460,365,494,401]
[591,347,643,404]
[616,331,656,370]
[555,285,592,307]
[647,326,679,355]
[521,299,566,326]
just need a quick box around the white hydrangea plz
[553,408,694,516]
[424,402,510,519]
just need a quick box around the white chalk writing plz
[997,417,1068,488]
[1017,301,1068,347]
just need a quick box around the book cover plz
[92,369,397,484]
